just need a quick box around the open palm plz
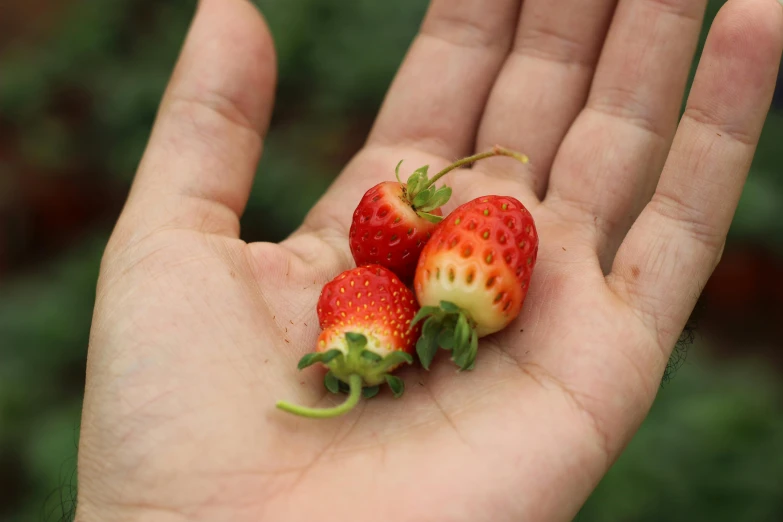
[76,0,783,520]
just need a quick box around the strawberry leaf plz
[381,350,414,370]
[406,166,430,197]
[409,165,430,181]
[413,302,481,371]
[385,375,405,398]
[417,319,441,370]
[321,349,343,364]
[394,160,404,184]
[297,352,320,369]
[466,331,479,370]
[361,350,383,363]
[451,333,469,369]
[455,313,470,349]
[450,311,475,370]
[416,211,444,224]
[452,344,470,370]
[421,315,441,341]
[418,186,452,212]
[324,371,341,394]
[412,187,435,208]
[345,332,368,346]
[362,385,381,399]
[437,327,456,350]
[453,327,479,371]
[410,305,441,329]
[440,301,460,313]
[407,174,422,196]
[297,349,342,370]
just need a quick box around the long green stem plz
[422,145,529,191]
[276,374,364,419]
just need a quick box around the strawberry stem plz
[421,145,529,192]
[276,332,413,419]
[276,374,364,419]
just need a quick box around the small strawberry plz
[276,265,420,418]
[349,146,529,282]
[411,196,538,371]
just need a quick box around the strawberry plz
[276,265,420,418]
[411,196,538,371]
[349,146,529,282]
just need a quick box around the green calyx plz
[410,301,479,371]
[395,161,452,224]
[276,332,412,419]
[395,145,530,224]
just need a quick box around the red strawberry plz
[411,196,538,370]
[349,146,529,282]
[276,265,420,418]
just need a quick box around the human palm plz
[76,0,783,520]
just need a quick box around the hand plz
[75,0,783,520]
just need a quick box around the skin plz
[74,0,783,520]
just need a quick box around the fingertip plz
[177,0,278,132]
[710,0,783,70]
[126,0,279,236]
[685,0,783,139]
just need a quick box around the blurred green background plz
[1,1,782,521]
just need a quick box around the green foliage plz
[732,111,783,253]
[0,235,106,521]
[577,351,783,522]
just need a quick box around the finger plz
[366,0,521,160]
[608,0,783,353]
[545,0,706,267]
[475,0,617,196]
[291,0,523,255]
[121,0,276,238]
